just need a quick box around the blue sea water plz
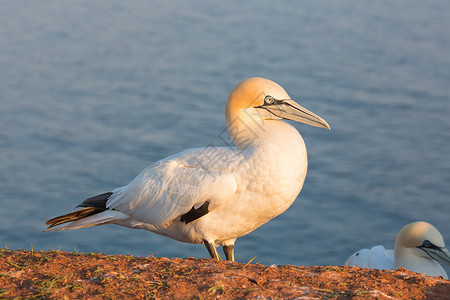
[0,0,449,271]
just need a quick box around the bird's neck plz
[227,114,301,150]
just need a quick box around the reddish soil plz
[0,248,449,299]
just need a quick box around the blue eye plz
[264,96,275,104]
[423,240,432,247]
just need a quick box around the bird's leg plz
[223,245,235,261]
[203,240,221,260]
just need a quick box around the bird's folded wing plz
[346,245,394,270]
[345,248,371,267]
[368,246,394,270]
[106,147,240,227]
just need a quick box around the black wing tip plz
[76,192,113,209]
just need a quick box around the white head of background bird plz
[225,77,330,149]
[395,221,450,273]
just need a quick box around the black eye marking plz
[264,95,275,105]
[419,239,441,250]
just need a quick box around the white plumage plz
[345,221,450,278]
[108,148,240,228]
[46,77,330,261]
[345,245,394,270]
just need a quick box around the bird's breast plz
[249,138,305,195]
[228,125,308,221]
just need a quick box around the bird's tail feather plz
[45,207,104,229]
[44,209,127,232]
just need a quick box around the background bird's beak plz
[258,99,330,129]
[423,247,450,267]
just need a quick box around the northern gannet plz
[345,221,450,278]
[45,77,330,261]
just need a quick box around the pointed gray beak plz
[422,247,450,267]
[256,99,330,129]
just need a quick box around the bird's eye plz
[264,95,275,104]
[423,240,432,248]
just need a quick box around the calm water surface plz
[1,1,449,270]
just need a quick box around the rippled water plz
[1,1,449,269]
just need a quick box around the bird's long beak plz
[422,247,450,267]
[256,99,330,129]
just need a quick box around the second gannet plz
[45,77,330,261]
[345,221,450,278]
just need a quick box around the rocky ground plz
[0,248,449,299]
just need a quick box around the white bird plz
[45,77,330,261]
[345,221,450,278]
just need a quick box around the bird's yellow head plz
[395,221,450,267]
[396,221,444,248]
[225,77,330,130]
